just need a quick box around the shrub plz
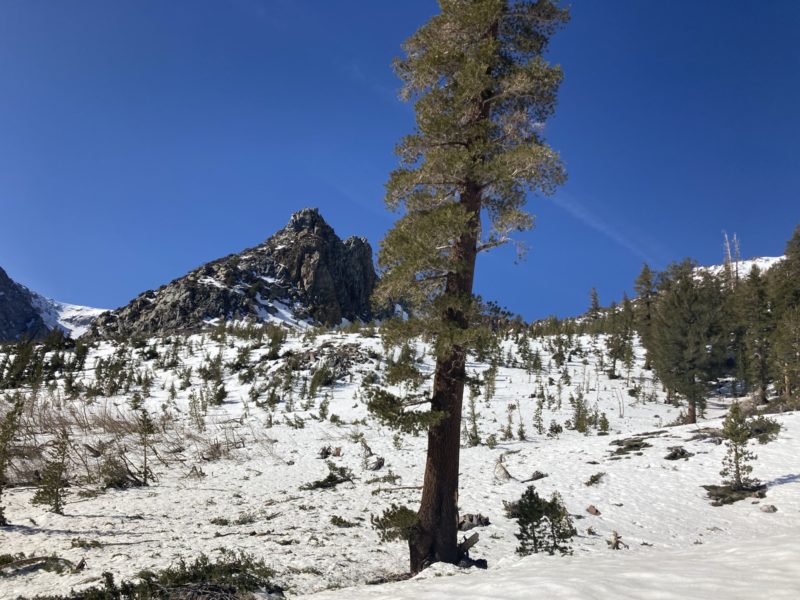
[585,472,606,486]
[747,415,781,444]
[330,515,357,528]
[300,461,354,491]
[514,487,575,556]
[371,504,418,542]
[720,403,758,491]
[21,550,282,599]
[31,430,70,515]
[0,395,25,526]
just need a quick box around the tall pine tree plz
[634,263,657,370]
[649,261,725,423]
[374,0,568,572]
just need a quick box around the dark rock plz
[609,437,652,455]
[0,266,51,342]
[664,446,695,460]
[457,557,488,569]
[458,513,490,531]
[367,456,385,471]
[90,208,380,338]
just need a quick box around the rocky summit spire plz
[90,209,378,338]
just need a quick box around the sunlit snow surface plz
[1,330,798,599]
[28,292,107,338]
[698,256,784,279]
[300,535,800,600]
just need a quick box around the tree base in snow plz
[703,483,766,506]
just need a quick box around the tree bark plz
[409,186,482,574]
[687,399,697,424]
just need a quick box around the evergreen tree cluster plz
[585,225,800,422]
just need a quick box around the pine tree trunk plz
[687,399,697,424]
[409,187,481,574]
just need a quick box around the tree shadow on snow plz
[765,473,800,487]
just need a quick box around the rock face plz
[91,208,378,338]
[0,266,51,342]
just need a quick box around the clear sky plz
[1,0,798,320]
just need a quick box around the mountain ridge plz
[88,208,379,339]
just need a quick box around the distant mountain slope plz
[699,255,784,279]
[90,208,378,339]
[0,266,50,342]
[0,266,107,342]
[29,293,108,339]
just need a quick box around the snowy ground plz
[1,328,798,599]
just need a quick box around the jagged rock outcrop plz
[90,208,378,338]
[0,267,51,342]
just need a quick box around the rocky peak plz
[0,266,51,342]
[280,207,334,236]
[90,209,379,339]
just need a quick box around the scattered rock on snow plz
[664,446,695,460]
[367,456,385,471]
[587,505,602,516]
[458,513,491,531]
[760,505,778,513]
[609,437,652,456]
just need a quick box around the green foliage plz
[466,390,481,446]
[747,414,781,444]
[300,461,354,491]
[318,394,330,420]
[330,515,357,528]
[366,388,444,436]
[21,550,281,600]
[569,391,588,433]
[720,403,758,491]
[514,487,575,556]
[371,504,418,543]
[71,538,102,550]
[648,261,725,421]
[533,397,544,435]
[585,472,606,486]
[598,412,610,434]
[99,454,138,490]
[309,364,334,398]
[0,394,25,525]
[384,343,426,391]
[31,429,69,515]
[136,409,156,486]
[370,2,570,510]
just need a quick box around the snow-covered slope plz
[28,292,107,338]
[1,327,798,599]
[699,255,784,279]
[300,533,800,600]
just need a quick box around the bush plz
[330,515,357,528]
[300,461,354,490]
[19,550,283,599]
[100,455,141,490]
[585,472,606,486]
[31,430,70,515]
[514,487,575,556]
[748,415,781,444]
[371,504,418,542]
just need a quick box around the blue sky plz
[1,0,798,320]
